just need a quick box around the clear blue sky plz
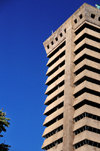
[0,0,99,151]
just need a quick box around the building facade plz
[42,3,100,151]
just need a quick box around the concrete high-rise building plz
[42,3,100,151]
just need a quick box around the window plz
[51,41,54,45]
[74,19,77,24]
[55,37,58,41]
[79,14,83,19]
[64,28,66,33]
[47,45,49,49]
[98,17,100,21]
[91,14,95,19]
[60,33,63,37]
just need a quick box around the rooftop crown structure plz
[42,3,100,151]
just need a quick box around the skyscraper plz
[42,3,100,151]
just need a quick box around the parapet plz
[43,3,100,55]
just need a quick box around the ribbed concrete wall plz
[42,3,100,151]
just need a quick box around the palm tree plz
[0,110,10,151]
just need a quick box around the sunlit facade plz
[42,3,100,151]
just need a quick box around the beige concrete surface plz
[74,59,100,74]
[42,3,100,151]
[45,65,65,85]
[74,69,100,84]
[74,28,100,43]
[74,38,100,53]
[74,48,100,63]
[73,117,100,131]
[45,85,64,104]
[45,75,65,95]
[73,92,100,107]
[74,104,100,118]
[43,107,64,126]
[75,145,100,151]
[73,81,100,95]
[42,130,63,148]
[42,119,63,137]
[44,96,64,115]
[47,143,63,151]
[73,131,100,145]
[46,46,66,66]
[46,55,65,75]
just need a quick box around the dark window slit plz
[48,51,65,67]
[74,44,100,55]
[74,76,100,86]
[74,125,100,135]
[44,125,63,138]
[43,138,63,150]
[45,102,64,116]
[46,80,65,95]
[74,112,100,123]
[74,139,100,149]
[75,33,100,45]
[48,41,66,58]
[46,70,65,86]
[74,99,100,110]
[74,87,100,98]
[74,54,100,65]
[75,23,100,35]
[74,65,100,75]
[47,61,65,76]
[44,113,63,127]
[45,91,64,105]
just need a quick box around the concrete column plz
[63,19,75,151]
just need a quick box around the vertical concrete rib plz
[63,19,75,151]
